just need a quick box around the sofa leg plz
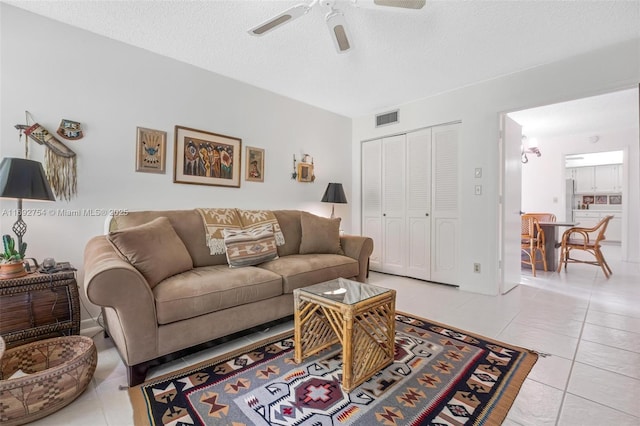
[366,258,370,278]
[127,363,150,387]
[101,308,110,339]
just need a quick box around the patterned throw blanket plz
[196,208,285,255]
[236,209,285,245]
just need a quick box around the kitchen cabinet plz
[613,165,623,192]
[573,211,622,242]
[574,167,595,193]
[573,211,601,230]
[594,164,622,193]
[608,216,622,242]
[571,164,623,194]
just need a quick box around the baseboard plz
[80,318,102,332]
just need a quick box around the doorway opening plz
[500,87,639,291]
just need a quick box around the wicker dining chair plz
[557,215,613,278]
[526,212,557,223]
[525,213,555,251]
[521,214,547,276]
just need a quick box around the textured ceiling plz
[509,88,639,140]
[5,0,640,117]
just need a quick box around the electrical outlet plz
[473,263,481,273]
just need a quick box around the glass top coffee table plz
[293,278,396,392]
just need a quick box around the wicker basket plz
[0,335,97,425]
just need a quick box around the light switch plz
[475,168,482,178]
[475,185,482,195]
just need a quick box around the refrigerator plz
[565,179,575,222]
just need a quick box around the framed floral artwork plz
[245,146,264,182]
[136,127,167,173]
[174,126,241,188]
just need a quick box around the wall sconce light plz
[521,135,542,164]
[292,153,315,182]
[297,154,315,183]
[291,154,298,180]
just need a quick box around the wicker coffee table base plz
[294,289,395,392]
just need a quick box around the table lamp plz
[321,182,347,218]
[0,158,56,250]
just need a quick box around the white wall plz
[352,38,640,295]
[0,5,352,318]
[520,127,636,220]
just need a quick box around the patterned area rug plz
[129,312,537,425]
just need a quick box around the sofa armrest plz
[340,235,374,282]
[83,236,158,365]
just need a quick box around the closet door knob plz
[383,213,386,217]
[425,213,429,216]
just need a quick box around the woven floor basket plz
[0,335,97,426]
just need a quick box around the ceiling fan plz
[248,0,426,53]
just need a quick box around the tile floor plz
[30,244,639,425]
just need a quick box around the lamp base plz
[12,199,26,251]
[330,204,335,219]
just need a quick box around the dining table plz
[538,221,578,270]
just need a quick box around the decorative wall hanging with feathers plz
[15,112,78,201]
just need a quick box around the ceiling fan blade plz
[326,10,352,53]
[248,4,312,36]
[353,0,426,9]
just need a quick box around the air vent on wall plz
[376,110,399,127]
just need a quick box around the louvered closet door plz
[430,124,459,285]
[381,135,406,275]
[406,129,432,280]
[361,140,383,271]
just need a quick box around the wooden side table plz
[294,278,396,392]
[0,270,80,349]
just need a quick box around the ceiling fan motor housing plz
[248,0,426,53]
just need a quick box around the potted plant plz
[0,234,27,279]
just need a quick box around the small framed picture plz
[609,194,622,205]
[297,163,314,182]
[595,195,607,204]
[582,195,594,205]
[136,127,167,173]
[245,146,264,182]
[174,126,241,188]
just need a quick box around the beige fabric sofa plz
[83,209,373,386]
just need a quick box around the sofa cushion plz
[107,217,193,288]
[153,265,283,325]
[299,212,344,255]
[259,254,358,293]
[110,210,228,267]
[223,224,279,267]
[273,210,302,256]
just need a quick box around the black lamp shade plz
[0,158,56,201]
[321,183,347,204]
